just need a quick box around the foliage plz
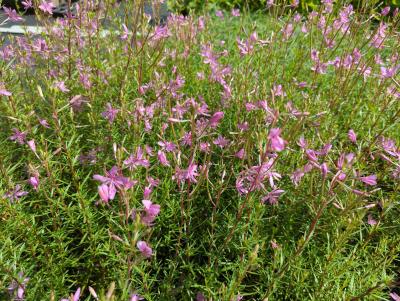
[168,0,400,14]
[1,0,400,300]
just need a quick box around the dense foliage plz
[168,0,400,14]
[1,0,400,300]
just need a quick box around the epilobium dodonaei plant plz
[1,0,400,300]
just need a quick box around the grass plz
[0,0,400,300]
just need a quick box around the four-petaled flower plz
[4,184,28,202]
[38,0,55,14]
[102,103,119,124]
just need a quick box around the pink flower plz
[7,272,29,300]
[93,166,136,193]
[235,148,245,159]
[381,6,390,16]
[359,174,377,186]
[268,128,286,152]
[38,1,55,14]
[141,199,161,226]
[4,184,28,203]
[198,142,210,153]
[270,240,279,249]
[121,24,129,40]
[348,129,357,143]
[209,111,224,128]
[54,81,70,93]
[231,9,240,17]
[215,10,224,18]
[261,189,284,205]
[367,214,377,226]
[98,184,116,203]
[272,84,286,97]
[0,84,12,96]
[213,135,230,148]
[28,175,39,191]
[390,292,400,301]
[39,118,50,128]
[9,128,27,145]
[101,103,119,124]
[69,95,88,112]
[142,199,160,217]
[174,162,199,184]
[3,7,24,22]
[137,241,152,258]
[27,140,36,153]
[157,150,170,166]
[21,0,33,9]
[73,288,81,301]
[124,147,150,170]
[320,163,329,178]
[130,293,144,301]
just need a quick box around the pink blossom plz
[3,7,24,22]
[348,129,357,143]
[4,184,28,202]
[235,148,245,159]
[236,159,281,194]
[381,6,390,16]
[130,293,144,301]
[272,84,286,97]
[209,111,224,128]
[137,241,152,258]
[215,10,224,18]
[93,166,136,193]
[101,103,119,124]
[69,95,88,112]
[39,118,50,128]
[98,184,116,203]
[268,128,286,152]
[21,0,33,9]
[231,9,240,17]
[200,142,211,153]
[174,162,199,184]
[261,189,284,205]
[0,85,12,96]
[290,0,299,7]
[141,199,161,226]
[28,175,40,191]
[270,240,279,249]
[38,0,55,14]
[359,175,377,186]
[238,122,249,131]
[7,272,29,300]
[124,147,150,170]
[121,24,129,40]
[213,135,230,148]
[367,214,377,226]
[54,81,70,93]
[157,150,170,166]
[390,292,400,301]
[320,162,329,178]
[27,140,36,152]
[9,128,27,145]
[157,141,177,152]
[73,288,81,301]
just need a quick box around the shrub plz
[1,0,400,300]
[168,0,400,13]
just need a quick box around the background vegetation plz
[1,0,400,300]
